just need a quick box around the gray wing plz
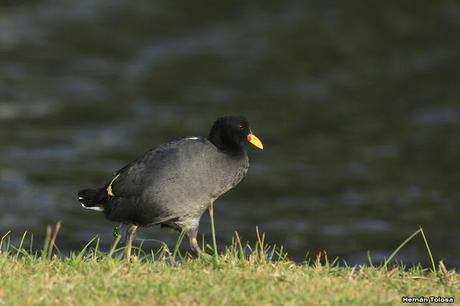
[107,148,177,197]
[109,144,180,198]
[102,139,190,224]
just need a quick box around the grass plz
[0,223,458,306]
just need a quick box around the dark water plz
[1,1,459,268]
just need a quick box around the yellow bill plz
[247,133,264,150]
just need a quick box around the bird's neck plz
[208,130,245,156]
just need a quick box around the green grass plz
[0,224,458,306]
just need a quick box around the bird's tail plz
[78,188,104,212]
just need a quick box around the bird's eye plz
[239,125,245,130]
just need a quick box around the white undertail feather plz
[80,202,104,212]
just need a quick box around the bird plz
[78,115,263,256]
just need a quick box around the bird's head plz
[209,116,264,152]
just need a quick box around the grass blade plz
[16,231,28,259]
[172,230,186,262]
[108,234,122,258]
[209,202,219,264]
[384,228,421,269]
[0,231,12,254]
[76,236,99,261]
[234,232,245,262]
[42,225,52,259]
[48,222,61,259]
[419,226,436,273]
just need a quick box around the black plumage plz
[78,115,263,254]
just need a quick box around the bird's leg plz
[125,224,138,260]
[186,228,202,256]
[120,224,129,245]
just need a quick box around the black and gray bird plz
[78,116,263,255]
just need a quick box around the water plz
[1,0,459,268]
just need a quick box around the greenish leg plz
[188,233,201,255]
[125,224,138,260]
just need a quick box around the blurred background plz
[0,0,459,268]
